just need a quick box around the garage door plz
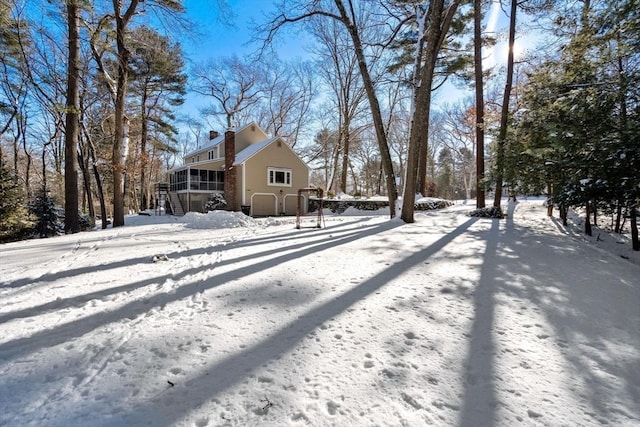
[251,194,277,216]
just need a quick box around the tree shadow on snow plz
[0,219,399,360]
[459,202,640,426]
[113,217,479,426]
[458,216,501,427]
[0,217,374,323]
[0,217,374,291]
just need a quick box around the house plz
[166,122,310,216]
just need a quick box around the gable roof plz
[234,136,310,172]
[184,121,263,158]
[234,137,274,165]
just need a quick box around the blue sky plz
[181,0,313,66]
[177,0,315,126]
[176,0,522,134]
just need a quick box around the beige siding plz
[241,139,309,216]
[235,123,268,153]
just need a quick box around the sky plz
[182,0,314,60]
[175,0,519,135]
[1,199,638,426]
[174,0,317,130]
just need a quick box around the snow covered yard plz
[0,200,638,427]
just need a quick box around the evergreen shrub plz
[204,193,227,211]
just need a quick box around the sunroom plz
[168,166,225,213]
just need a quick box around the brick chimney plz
[209,130,219,140]
[224,130,237,211]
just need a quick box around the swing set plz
[296,187,325,229]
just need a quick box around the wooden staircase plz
[154,183,185,216]
[167,192,185,216]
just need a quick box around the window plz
[171,168,224,192]
[208,147,219,160]
[170,170,188,191]
[267,167,292,187]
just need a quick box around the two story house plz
[166,122,310,216]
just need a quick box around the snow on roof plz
[184,122,260,158]
[184,133,223,157]
[233,137,276,165]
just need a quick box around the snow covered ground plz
[1,199,638,427]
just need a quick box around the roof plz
[233,137,275,165]
[184,121,260,158]
[198,134,224,151]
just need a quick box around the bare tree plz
[382,76,412,193]
[310,13,368,194]
[305,126,340,193]
[261,0,399,216]
[440,101,477,199]
[191,55,262,130]
[254,58,315,147]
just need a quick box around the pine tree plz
[0,163,34,242]
[29,191,62,238]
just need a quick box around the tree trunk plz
[42,143,49,193]
[78,146,95,219]
[415,61,436,198]
[585,200,592,236]
[64,0,80,233]
[112,0,140,227]
[403,0,461,222]
[139,89,148,210]
[493,0,517,208]
[474,0,485,209]
[334,0,397,217]
[614,200,622,233]
[340,124,350,194]
[329,142,341,195]
[560,204,568,226]
[16,113,32,199]
[112,65,127,226]
[13,122,18,182]
[631,206,639,251]
[89,138,107,229]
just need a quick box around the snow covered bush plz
[204,193,227,211]
[469,206,504,219]
[79,212,94,231]
[414,198,454,210]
